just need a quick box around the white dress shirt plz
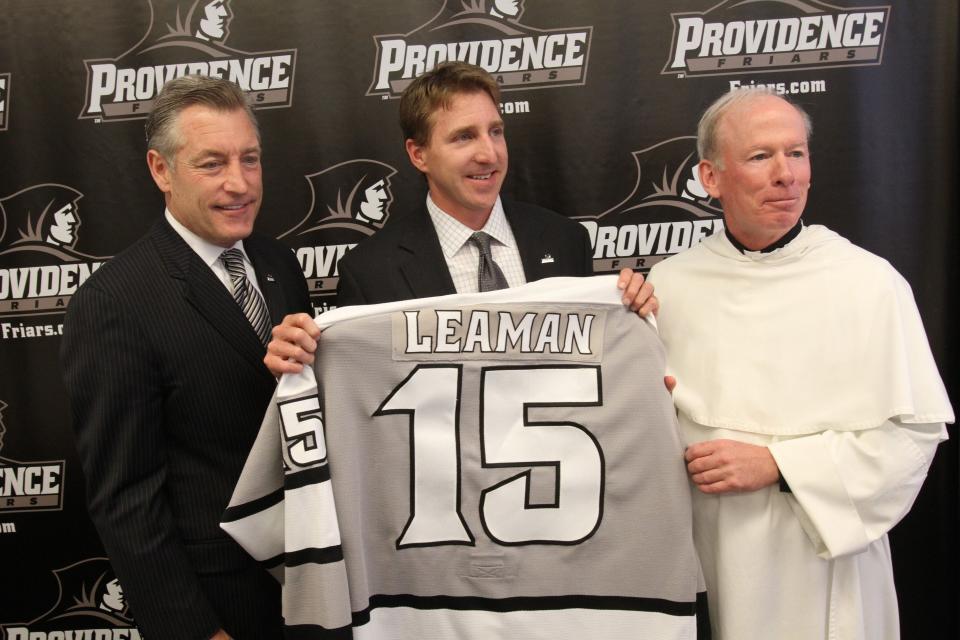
[164,209,265,297]
[425,195,526,294]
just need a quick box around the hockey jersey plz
[222,275,706,639]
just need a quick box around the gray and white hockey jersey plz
[222,275,706,639]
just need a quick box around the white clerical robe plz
[648,224,953,640]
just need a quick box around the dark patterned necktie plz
[220,248,272,345]
[469,231,509,292]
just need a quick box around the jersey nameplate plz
[392,305,606,362]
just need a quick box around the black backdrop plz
[0,1,955,637]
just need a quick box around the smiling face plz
[699,94,811,250]
[405,90,507,229]
[147,105,262,247]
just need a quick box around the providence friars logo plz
[279,160,397,312]
[663,0,890,78]
[574,137,724,273]
[0,184,107,320]
[0,400,66,513]
[369,0,592,97]
[0,558,142,638]
[80,0,296,121]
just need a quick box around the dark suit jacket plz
[61,218,311,639]
[337,199,592,305]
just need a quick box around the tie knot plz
[220,248,245,277]
[469,231,494,257]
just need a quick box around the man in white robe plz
[648,88,953,639]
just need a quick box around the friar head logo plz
[490,0,523,20]
[282,160,398,238]
[277,160,398,303]
[193,0,233,42]
[591,137,721,220]
[0,184,88,260]
[96,578,129,618]
[159,0,234,47]
[130,0,239,55]
[1,558,139,632]
[460,0,525,20]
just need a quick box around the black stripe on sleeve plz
[260,552,284,571]
[221,488,282,523]
[221,465,330,523]
[285,545,344,567]
[285,464,331,490]
[697,590,713,639]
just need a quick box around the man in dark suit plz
[61,76,311,640]
[266,62,654,373]
[334,198,592,306]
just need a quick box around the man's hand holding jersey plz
[264,313,321,376]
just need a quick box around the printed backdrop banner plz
[0,1,956,637]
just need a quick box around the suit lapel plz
[504,201,546,282]
[395,207,457,299]
[151,220,272,380]
[244,234,288,325]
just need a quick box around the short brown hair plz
[399,62,502,147]
[145,74,258,161]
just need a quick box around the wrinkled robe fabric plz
[649,225,953,639]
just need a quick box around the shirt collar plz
[164,208,247,268]
[725,218,804,254]
[426,195,512,258]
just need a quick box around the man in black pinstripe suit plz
[61,76,311,640]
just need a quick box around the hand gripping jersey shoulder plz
[223,276,706,639]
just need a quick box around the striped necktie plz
[220,248,272,346]
[469,231,509,292]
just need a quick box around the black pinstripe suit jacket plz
[61,218,311,639]
[336,199,593,305]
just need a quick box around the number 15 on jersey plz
[375,364,604,549]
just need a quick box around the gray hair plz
[145,75,258,161]
[697,87,812,166]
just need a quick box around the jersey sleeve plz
[221,367,354,633]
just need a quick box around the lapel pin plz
[540,254,555,264]
[265,274,276,282]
